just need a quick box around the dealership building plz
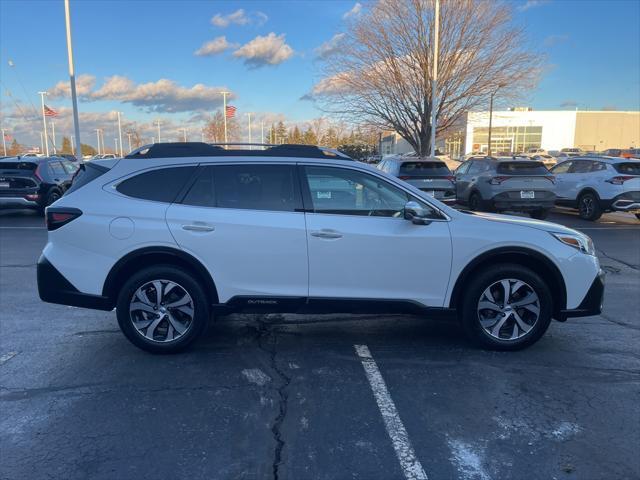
[380,110,640,158]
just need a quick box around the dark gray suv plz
[455,157,556,219]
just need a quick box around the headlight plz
[551,232,595,256]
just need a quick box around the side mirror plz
[403,201,432,225]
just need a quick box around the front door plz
[166,163,308,304]
[300,165,452,307]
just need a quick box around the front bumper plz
[557,269,605,320]
[37,255,113,311]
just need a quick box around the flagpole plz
[261,121,264,147]
[430,0,440,157]
[40,131,44,154]
[64,0,82,157]
[246,113,253,149]
[155,120,161,143]
[38,91,49,156]
[1,129,7,156]
[219,91,229,144]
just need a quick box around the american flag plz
[44,105,58,117]
[225,105,236,118]
[3,133,12,141]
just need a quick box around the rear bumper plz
[37,255,113,311]
[0,197,39,208]
[610,191,640,212]
[492,200,556,211]
[557,269,605,320]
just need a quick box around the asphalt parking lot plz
[1,208,638,480]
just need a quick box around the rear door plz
[300,164,452,307]
[550,161,573,200]
[166,163,308,304]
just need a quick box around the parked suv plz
[0,156,79,213]
[377,156,456,204]
[550,157,640,220]
[37,142,603,353]
[455,156,556,219]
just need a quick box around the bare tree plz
[315,0,542,156]
[204,111,239,143]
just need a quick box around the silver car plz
[550,156,640,221]
[455,156,556,219]
[377,156,456,204]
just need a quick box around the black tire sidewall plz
[469,193,481,211]
[116,265,210,353]
[530,209,549,220]
[459,264,553,351]
[578,192,601,221]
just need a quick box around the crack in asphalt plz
[253,315,292,480]
[597,248,639,271]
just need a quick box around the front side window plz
[116,166,197,203]
[303,166,436,218]
[49,161,67,177]
[455,162,470,175]
[182,164,301,212]
[569,161,591,174]
[467,161,485,175]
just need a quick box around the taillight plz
[46,208,82,231]
[489,176,510,185]
[34,164,43,182]
[606,176,635,185]
[445,175,456,182]
[545,175,556,184]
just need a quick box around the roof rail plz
[125,142,353,160]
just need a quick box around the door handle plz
[310,230,342,239]
[182,224,215,232]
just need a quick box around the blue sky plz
[0,0,639,149]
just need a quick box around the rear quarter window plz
[116,166,197,203]
[497,162,549,175]
[65,162,110,195]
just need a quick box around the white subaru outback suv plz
[37,143,604,353]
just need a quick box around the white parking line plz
[354,344,428,480]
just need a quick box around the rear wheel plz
[577,192,602,221]
[530,208,550,220]
[468,192,483,211]
[37,189,61,215]
[459,264,553,351]
[116,265,210,353]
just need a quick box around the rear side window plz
[399,162,451,176]
[65,162,110,195]
[182,164,301,212]
[49,161,67,177]
[497,162,549,175]
[614,162,640,175]
[116,166,196,203]
[62,161,79,174]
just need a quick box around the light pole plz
[70,135,75,155]
[261,121,265,147]
[1,129,7,156]
[246,113,253,149]
[487,83,506,157]
[218,91,230,144]
[116,111,123,156]
[50,120,56,153]
[126,132,132,153]
[201,128,204,142]
[95,129,101,154]
[155,120,161,143]
[114,138,118,154]
[429,0,440,157]
[179,128,187,142]
[64,0,82,156]
[38,91,49,156]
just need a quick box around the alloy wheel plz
[129,279,194,343]
[476,278,540,341]
[580,196,594,218]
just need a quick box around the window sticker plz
[317,191,332,199]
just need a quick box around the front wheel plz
[116,265,210,353]
[459,264,553,351]
[578,192,602,221]
[468,192,483,211]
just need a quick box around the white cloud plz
[194,36,234,56]
[303,73,352,100]
[315,33,346,59]
[48,74,96,98]
[233,33,294,68]
[47,74,233,113]
[343,2,362,19]
[211,9,268,27]
[518,0,549,12]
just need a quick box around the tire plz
[530,208,550,220]
[37,189,62,215]
[458,263,553,351]
[468,192,483,211]
[116,265,210,353]
[635,213,640,220]
[577,192,602,221]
